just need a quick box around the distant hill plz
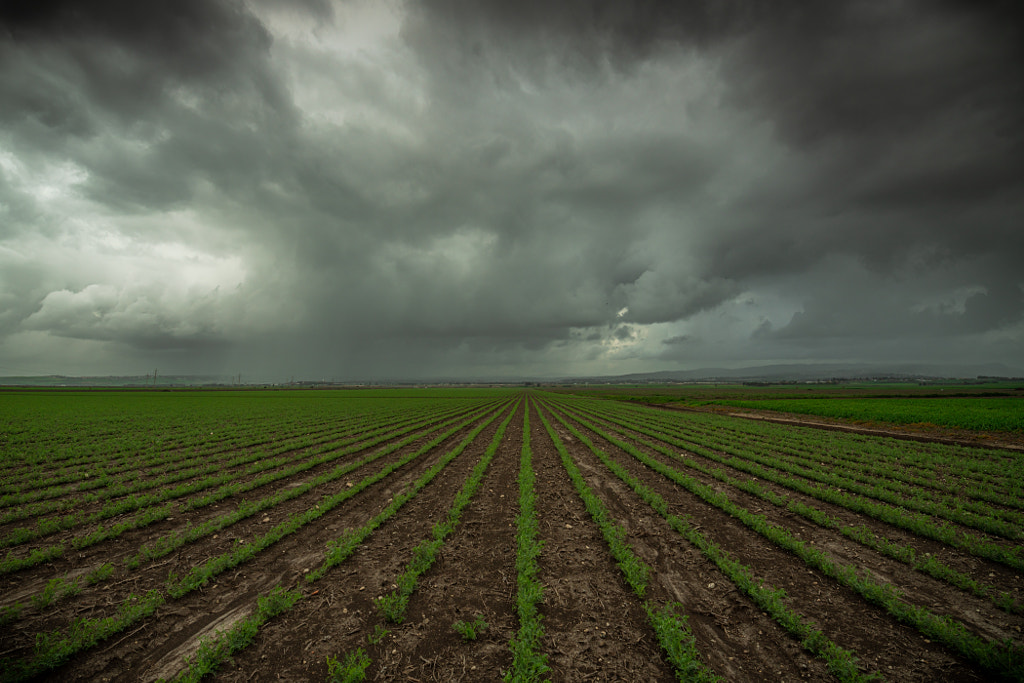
[559,362,1024,384]
[3,362,1022,387]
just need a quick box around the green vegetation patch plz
[718,397,1024,432]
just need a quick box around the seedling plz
[326,648,371,683]
[367,623,389,644]
[452,614,488,641]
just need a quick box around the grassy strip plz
[168,403,510,597]
[544,400,877,682]
[0,590,164,683]
[535,405,720,683]
[589,396,1016,497]
[167,587,302,683]
[718,397,1024,433]
[375,403,517,622]
[553,399,1024,681]
[505,400,551,683]
[307,401,513,582]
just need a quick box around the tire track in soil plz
[539,402,833,682]
[591,408,1024,626]
[0,410,480,623]
[369,402,521,682]
[552,403,988,683]
[208,405,514,683]
[13,410,505,681]
[529,402,675,682]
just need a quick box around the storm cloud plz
[1,0,1021,380]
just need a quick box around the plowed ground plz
[1,392,1021,682]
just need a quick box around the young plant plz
[367,623,389,645]
[85,562,114,585]
[31,576,81,610]
[506,402,550,683]
[452,614,488,641]
[326,648,371,683]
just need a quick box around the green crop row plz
[376,402,517,623]
[166,399,513,682]
[505,401,550,683]
[577,399,1024,572]
[586,401,1023,541]
[0,400,512,682]
[541,400,876,682]
[307,401,512,582]
[0,590,164,683]
[536,404,721,682]
[165,586,302,683]
[168,403,509,598]
[129,402,490,570]
[574,406,1022,615]
[548,399,1024,681]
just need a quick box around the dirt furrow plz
[529,402,676,681]
[366,402,521,681]
[197,407,514,682]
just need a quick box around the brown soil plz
[1,395,1021,682]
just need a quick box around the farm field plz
[1,388,1023,682]
[711,397,1024,434]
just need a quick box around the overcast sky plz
[1,1,1022,380]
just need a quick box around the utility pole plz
[153,368,157,387]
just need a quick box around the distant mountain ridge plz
[561,362,1024,384]
[2,362,1022,387]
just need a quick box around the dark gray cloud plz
[0,0,1021,379]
